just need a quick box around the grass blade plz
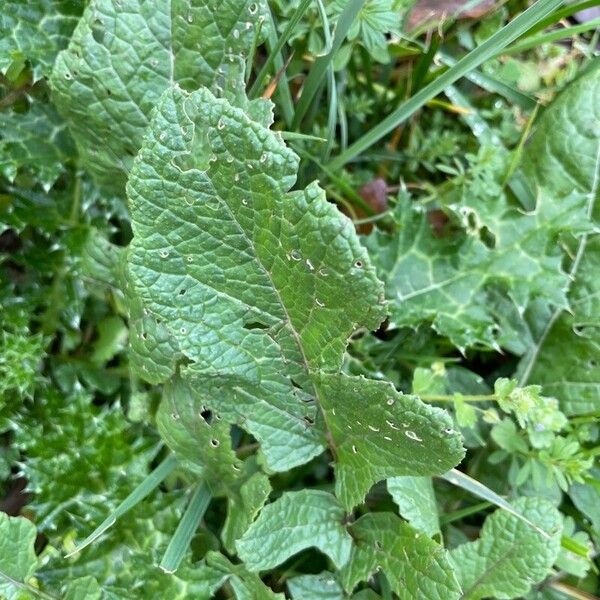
[502,18,600,56]
[526,0,600,36]
[160,482,212,573]
[264,7,295,126]
[439,50,537,110]
[328,0,565,171]
[292,0,367,129]
[440,469,551,538]
[65,455,177,557]
[249,0,312,99]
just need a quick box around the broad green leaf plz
[0,101,75,190]
[0,0,83,80]
[339,512,461,599]
[0,514,38,600]
[63,576,102,600]
[50,0,269,192]
[206,552,284,600]
[365,187,589,351]
[316,373,464,510]
[450,497,563,600]
[236,490,353,572]
[125,85,387,471]
[387,476,440,537]
[555,516,592,578]
[570,481,600,534]
[222,469,272,554]
[288,572,344,600]
[156,376,242,493]
[517,64,600,415]
[522,62,600,198]
[82,228,125,287]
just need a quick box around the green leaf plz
[12,386,158,536]
[50,0,269,191]
[0,514,38,599]
[63,576,102,600]
[522,62,600,198]
[222,469,272,554]
[365,183,589,351]
[450,497,563,600]
[0,101,75,190]
[569,481,600,534]
[125,84,387,472]
[517,63,600,415]
[288,572,344,600]
[156,376,242,493]
[387,476,440,537]
[0,0,83,80]
[206,552,284,600]
[236,490,353,572]
[339,512,461,599]
[316,373,464,510]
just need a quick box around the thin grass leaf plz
[526,0,600,36]
[502,18,600,56]
[160,482,212,573]
[292,0,367,129]
[64,455,177,557]
[439,501,492,525]
[264,6,295,126]
[328,0,565,171]
[249,0,312,98]
[279,131,327,143]
[440,469,551,538]
[439,50,537,110]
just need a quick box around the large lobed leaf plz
[365,171,589,352]
[124,82,464,496]
[517,63,600,415]
[50,0,269,192]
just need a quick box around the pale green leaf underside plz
[125,85,386,471]
[518,65,600,415]
[50,0,269,191]
[288,572,344,600]
[340,512,461,600]
[0,514,38,600]
[450,497,562,600]
[0,0,83,80]
[236,490,353,572]
[387,476,440,537]
[316,374,464,510]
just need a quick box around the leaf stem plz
[419,394,497,402]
